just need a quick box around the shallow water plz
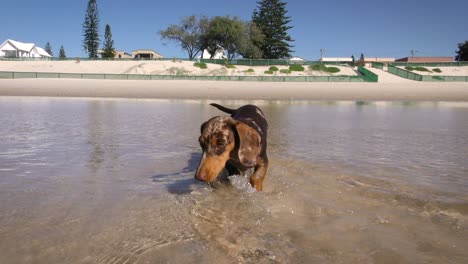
[0,97,467,264]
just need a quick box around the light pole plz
[410,49,418,61]
[320,49,325,64]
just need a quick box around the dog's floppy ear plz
[232,121,261,167]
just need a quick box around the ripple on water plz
[1,98,468,263]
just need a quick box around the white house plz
[320,57,353,62]
[0,39,51,58]
[290,56,306,61]
[198,45,226,59]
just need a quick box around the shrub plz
[309,64,340,73]
[264,70,274,74]
[433,68,442,73]
[269,66,279,72]
[414,66,430,72]
[243,68,255,73]
[225,63,236,69]
[310,64,325,71]
[325,66,340,73]
[289,64,305,71]
[280,69,291,74]
[194,62,207,69]
[405,66,414,71]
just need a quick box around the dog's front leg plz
[249,156,268,191]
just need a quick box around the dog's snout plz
[195,171,207,182]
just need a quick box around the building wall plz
[115,51,132,59]
[396,57,453,62]
[131,50,163,59]
[0,42,15,57]
[321,58,353,62]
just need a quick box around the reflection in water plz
[87,101,105,172]
[0,98,467,263]
[151,152,202,194]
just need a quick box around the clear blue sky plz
[1,0,467,60]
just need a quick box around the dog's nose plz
[195,171,207,182]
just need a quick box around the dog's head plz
[194,116,261,182]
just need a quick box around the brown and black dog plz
[194,103,268,191]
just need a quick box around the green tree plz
[238,22,265,59]
[102,24,116,59]
[59,45,66,59]
[455,41,468,61]
[204,16,245,60]
[82,0,100,58]
[159,15,206,60]
[203,17,265,60]
[252,0,294,59]
[44,42,53,57]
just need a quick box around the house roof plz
[132,49,161,55]
[5,39,35,52]
[290,56,305,61]
[395,56,453,62]
[36,47,51,57]
[359,58,395,62]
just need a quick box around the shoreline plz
[1,78,468,101]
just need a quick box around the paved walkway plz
[366,68,414,83]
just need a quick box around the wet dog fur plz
[194,103,269,191]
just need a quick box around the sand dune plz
[1,60,467,101]
[0,60,358,76]
[397,66,468,76]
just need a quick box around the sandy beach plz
[1,60,468,101]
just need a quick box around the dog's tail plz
[210,103,236,114]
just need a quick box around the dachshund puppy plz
[195,103,269,191]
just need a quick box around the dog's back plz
[211,103,268,154]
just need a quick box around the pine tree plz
[44,42,53,57]
[59,45,66,59]
[82,0,100,58]
[102,24,116,59]
[455,41,468,61]
[252,0,294,59]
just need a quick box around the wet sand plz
[0,98,467,263]
[1,78,468,101]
